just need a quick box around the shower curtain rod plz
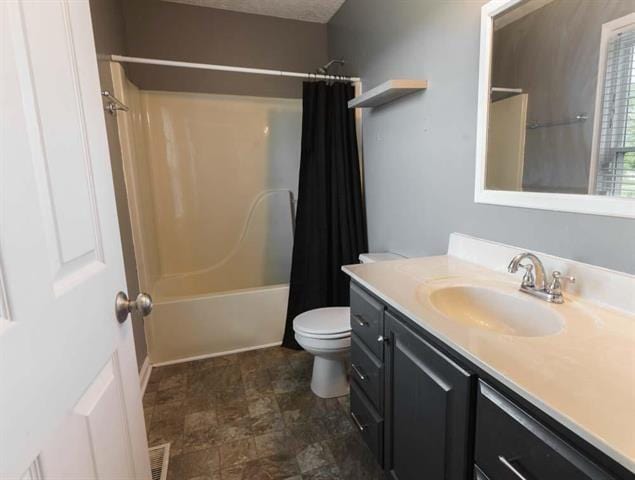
[110,55,361,82]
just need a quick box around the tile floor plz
[143,346,383,480]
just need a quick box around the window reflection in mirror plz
[486,0,635,198]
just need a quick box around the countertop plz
[343,255,635,472]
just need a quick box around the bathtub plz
[147,284,289,365]
[110,66,300,366]
[145,188,295,365]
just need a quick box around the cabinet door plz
[384,312,474,480]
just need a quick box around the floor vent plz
[149,443,170,480]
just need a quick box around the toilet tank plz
[359,252,405,264]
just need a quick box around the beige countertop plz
[343,255,635,472]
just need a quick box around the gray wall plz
[90,0,148,370]
[89,0,128,55]
[328,0,635,274]
[492,0,635,194]
[121,0,328,98]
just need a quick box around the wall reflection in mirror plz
[485,0,635,198]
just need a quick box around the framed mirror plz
[475,0,635,218]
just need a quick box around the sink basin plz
[428,286,563,337]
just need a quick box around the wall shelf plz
[348,79,428,109]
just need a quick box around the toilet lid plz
[293,307,351,336]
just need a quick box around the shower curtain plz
[282,81,368,349]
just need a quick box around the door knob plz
[115,291,153,323]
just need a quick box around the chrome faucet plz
[507,252,575,304]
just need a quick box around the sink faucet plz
[507,252,575,304]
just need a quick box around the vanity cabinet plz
[475,382,614,480]
[348,281,630,480]
[384,311,473,480]
[350,282,386,466]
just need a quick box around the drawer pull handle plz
[498,456,528,480]
[353,314,368,327]
[350,411,366,432]
[351,363,366,381]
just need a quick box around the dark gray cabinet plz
[350,381,384,465]
[475,382,615,480]
[351,333,384,412]
[348,281,630,480]
[349,282,386,468]
[384,311,473,480]
[350,282,385,360]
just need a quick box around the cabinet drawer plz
[475,382,615,480]
[350,283,384,359]
[351,334,383,412]
[350,381,383,467]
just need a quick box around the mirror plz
[476,0,635,218]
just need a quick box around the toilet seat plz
[293,307,351,338]
[295,330,350,340]
[293,333,351,351]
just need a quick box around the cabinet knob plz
[377,335,389,344]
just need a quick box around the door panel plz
[0,1,150,478]
[40,356,136,479]
[384,312,473,480]
[19,1,103,276]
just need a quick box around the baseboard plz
[139,356,152,396]
[151,341,283,367]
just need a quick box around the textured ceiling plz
[161,0,346,23]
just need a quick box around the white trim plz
[138,356,152,396]
[151,341,283,367]
[494,0,556,30]
[588,13,635,195]
[110,55,361,82]
[475,0,635,218]
[355,81,364,197]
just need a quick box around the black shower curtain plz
[282,81,368,350]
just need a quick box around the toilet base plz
[310,355,349,398]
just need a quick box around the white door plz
[0,1,151,479]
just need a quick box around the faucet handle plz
[547,271,575,295]
[519,263,535,288]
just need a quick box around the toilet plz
[293,252,404,398]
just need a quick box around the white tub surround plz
[342,234,635,472]
[111,62,301,365]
